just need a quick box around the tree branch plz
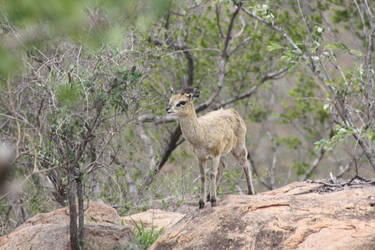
[216,4,225,39]
[137,114,176,124]
[240,0,375,172]
[239,3,304,57]
[139,125,181,194]
[301,148,326,181]
[139,4,245,193]
[223,1,242,58]
[148,38,194,88]
[138,67,288,124]
[248,149,272,190]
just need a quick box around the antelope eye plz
[176,101,186,107]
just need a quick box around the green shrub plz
[130,219,164,250]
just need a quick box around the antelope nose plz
[166,106,174,114]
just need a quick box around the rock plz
[150,181,375,250]
[17,201,121,228]
[123,209,184,231]
[0,202,133,250]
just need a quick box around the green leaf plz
[267,42,283,52]
[349,49,362,56]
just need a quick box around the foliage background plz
[1,0,374,241]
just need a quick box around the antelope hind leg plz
[207,158,225,201]
[233,146,255,195]
[209,156,220,207]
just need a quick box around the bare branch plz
[241,1,375,172]
[365,26,375,108]
[232,15,246,41]
[213,67,288,109]
[148,38,194,88]
[229,35,252,56]
[363,0,374,18]
[354,0,367,35]
[137,114,176,124]
[239,4,304,57]
[336,164,351,178]
[223,2,242,58]
[247,149,272,190]
[301,148,326,181]
[296,0,313,46]
[266,132,278,190]
[7,79,21,158]
[215,4,225,39]
[201,3,243,110]
[139,67,288,124]
[139,125,181,194]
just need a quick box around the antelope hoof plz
[199,200,205,209]
[210,199,217,207]
[206,193,210,202]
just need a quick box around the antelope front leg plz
[210,156,220,207]
[244,159,255,195]
[198,160,206,209]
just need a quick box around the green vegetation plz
[1,0,375,248]
[129,220,164,250]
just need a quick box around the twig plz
[215,4,225,39]
[301,148,326,181]
[240,0,375,172]
[312,175,375,188]
[239,4,304,57]
[7,79,21,158]
[248,149,272,190]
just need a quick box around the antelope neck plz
[178,107,203,145]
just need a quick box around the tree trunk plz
[68,169,79,250]
[76,171,84,250]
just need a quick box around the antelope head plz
[166,87,200,117]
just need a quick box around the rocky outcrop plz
[150,181,375,250]
[0,201,186,250]
[0,202,133,250]
[2,181,375,250]
[123,209,184,231]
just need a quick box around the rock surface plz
[2,181,375,250]
[123,209,184,231]
[150,181,375,250]
[0,202,133,250]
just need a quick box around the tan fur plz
[167,91,255,208]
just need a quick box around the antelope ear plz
[170,87,175,94]
[183,87,200,99]
[184,93,192,100]
[192,87,200,98]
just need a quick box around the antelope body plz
[166,88,254,208]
